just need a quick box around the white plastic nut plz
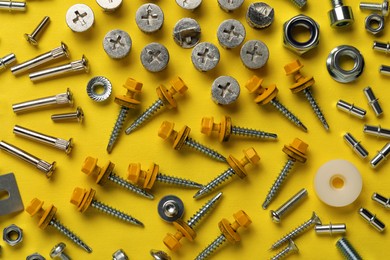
[314,159,362,207]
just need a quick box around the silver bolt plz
[360,0,389,16]
[13,125,73,154]
[217,19,246,49]
[364,87,383,117]
[328,0,354,28]
[29,55,89,82]
[50,242,71,260]
[343,132,369,159]
[271,212,321,250]
[175,0,202,11]
[13,88,73,114]
[271,240,299,260]
[150,249,171,260]
[370,142,390,168]
[379,64,390,75]
[135,4,164,33]
[373,40,390,53]
[112,249,128,260]
[240,40,269,69]
[172,18,201,48]
[191,42,220,72]
[0,53,16,71]
[96,0,122,12]
[270,188,308,223]
[217,0,244,12]
[65,4,94,32]
[315,223,347,235]
[25,16,50,46]
[336,237,363,260]
[286,0,307,8]
[0,140,55,178]
[359,207,386,232]
[246,2,275,29]
[0,1,26,11]
[211,76,240,105]
[11,42,69,75]
[51,107,84,123]
[336,100,366,119]
[372,192,390,209]
[363,124,390,139]
[103,29,132,59]
[140,42,169,72]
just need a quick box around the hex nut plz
[365,14,385,35]
[3,224,23,246]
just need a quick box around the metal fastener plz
[175,0,202,11]
[246,2,274,29]
[364,125,390,139]
[315,223,347,235]
[65,4,94,32]
[0,141,56,178]
[51,107,84,123]
[287,0,307,8]
[336,100,366,119]
[96,0,122,12]
[211,76,240,105]
[158,195,185,222]
[25,16,50,45]
[365,14,385,35]
[150,250,171,260]
[370,142,390,168]
[0,1,26,11]
[270,188,308,223]
[0,53,16,71]
[358,207,385,232]
[173,18,201,48]
[50,242,71,260]
[379,64,390,75]
[0,173,24,216]
[363,86,383,117]
[373,40,390,53]
[27,253,46,260]
[103,29,132,59]
[218,0,244,12]
[140,42,169,72]
[360,0,389,16]
[336,237,363,260]
[328,0,354,28]
[3,224,23,246]
[112,249,128,260]
[86,76,112,102]
[217,19,246,49]
[135,4,164,33]
[191,42,220,72]
[240,40,269,69]
[372,192,390,209]
[343,133,369,159]
[11,42,69,75]
[271,240,299,260]
[13,125,73,154]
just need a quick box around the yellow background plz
[0,0,389,259]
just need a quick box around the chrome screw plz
[363,125,390,139]
[271,212,321,250]
[370,142,390,168]
[360,0,389,16]
[287,0,307,8]
[359,207,386,232]
[270,188,308,223]
[0,53,16,71]
[0,1,26,11]
[315,223,347,235]
[50,242,71,260]
[51,107,84,123]
[0,140,55,178]
[373,41,390,53]
[150,249,171,260]
[112,249,128,260]
[372,192,390,209]
[336,100,366,119]
[363,87,383,117]
[25,16,50,46]
[343,133,369,159]
[271,240,299,260]
[336,237,363,260]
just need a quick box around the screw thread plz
[194,168,235,199]
[187,192,222,229]
[303,88,329,130]
[50,218,92,253]
[289,0,307,8]
[262,159,295,209]
[91,200,143,226]
[336,238,363,260]
[108,173,154,199]
[231,126,277,139]
[125,99,164,134]
[184,137,226,162]
[331,0,344,8]
[156,172,203,189]
[271,243,297,260]
[270,99,307,132]
[107,107,129,153]
[195,234,227,260]
[360,2,383,11]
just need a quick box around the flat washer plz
[86,76,112,102]
[158,195,184,222]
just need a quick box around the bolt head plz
[311,211,322,225]
[201,117,214,135]
[127,163,141,183]
[284,59,303,75]
[243,147,260,165]
[233,210,252,228]
[81,55,90,73]
[25,198,44,216]
[70,187,86,207]
[270,210,281,223]
[75,106,84,122]
[81,156,98,175]
[163,233,181,251]
[123,78,143,92]
[24,34,38,45]
[245,76,263,93]
[158,121,175,140]
[170,77,188,95]
[50,242,66,257]
[290,138,308,154]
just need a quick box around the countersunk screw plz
[194,148,260,199]
[51,107,84,123]
[0,1,26,11]
[0,53,16,71]
[343,132,369,159]
[271,240,299,260]
[270,212,321,250]
[163,192,222,251]
[107,78,143,153]
[372,192,390,209]
[127,162,202,189]
[26,198,92,253]
[284,60,329,130]
[81,156,154,200]
[287,0,307,8]
[201,115,277,142]
[262,138,308,209]
[246,76,308,132]
[158,121,226,163]
[270,188,308,223]
[336,237,363,260]
[358,207,386,232]
[195,210,251,260]
[125,77,188,134]
[70,187,144,226]
[50,242,71,260]
[360,0,389,16]
[25,16,50,46]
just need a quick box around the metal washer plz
[157,195,184,222]
[65,4,95,32]
[86,76,112,102]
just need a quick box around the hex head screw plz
[24,16,50,46]
[50,242,71,260]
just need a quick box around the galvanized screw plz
[360,0,389,16]
[25,16,50,45]
[51,107,84,123]
[270,188,308,223]
[50,242,71,260]
[358,207,386,232]
[370,142,390,168]
[372,192,390,209]
[343,133,369,159]
[271,240,299,260]
[336,237,363,260]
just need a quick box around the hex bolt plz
[364,125,390,139]
[107,78,143,153]
[343,133,369,159]
[217,0,244,12]
[271,240,299,260]
[163,192,222,251]
[379,64,390,75]
[373,41,390,53]
[26,198,92,253]
[112,249,128,260]
[372,192,390,209]
[12,88,73,114]
[246,76,308,132]
[51,107,84,123]
[336,100,366,119]
[127,162,203,189]
[315,223,347,235]
[360,0,389,16]
[358,207,386,232]
[246,2,274,29]
[284,60,329,130]
[286,0,307,8]
[81,156,154,199]
[150,250,171,260]
[270,188,308,223]
[0,140,55,178]
[363,87,383,117]
[328,0,354,28]
[194,210,251,260]
[0,1,26,11]
[262,138,308,209]
[211,76,240,105]
[336,237,363,260]
[25,16,50,46]
[158,195,185,222]
[13,125,73,154]
[70,187,144,226]
[370,142,390,168]
[11,42,69,75]
[172,18,201,48]
[50,242,71,260]
[29,55,89,82]
[0,53,16,71]
[270,212,321,250]
[125,77,188,134]
[158,121,226,163]
[135,4,164,34]
[193,148,260,199]
[201,115,277,142]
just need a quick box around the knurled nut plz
[114,95,141,109]
[96,161,115,185]
[173,125,191,150]
[78,188,96,213]
[227,155,247,179]
[173,219,196,242]
[289,76,315,94]
[218,218,241,243]
[156,85,177,109]
[282,145,307,163]
[219,116,232,142]
[38,205,57,229]
[254,84,278,105]
[145,163,159,189]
